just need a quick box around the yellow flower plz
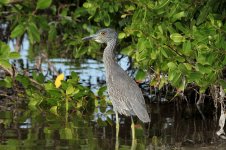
[55,73,64,88]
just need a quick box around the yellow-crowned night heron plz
[83,28,150,139]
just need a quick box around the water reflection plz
[0,102,225,149]
[19,118,32,129]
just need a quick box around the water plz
[0,103,224,149]
[1,40,225,149]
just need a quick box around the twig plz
[29,78,44,90]
[0,65,13,76]
[14,36,23,52]
[0,64,44,90]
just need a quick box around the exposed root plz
[212,85,226,139]
[196,93,206,120]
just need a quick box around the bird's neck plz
[103,39,117,65]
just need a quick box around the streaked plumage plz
[83,28,150,123]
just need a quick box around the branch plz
[0,65,13,76]
[164,44,193,64]
[0,65,44,90]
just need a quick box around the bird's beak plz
[82,34,98,41]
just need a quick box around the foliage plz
[16,71,96,116]
[81,0,226,93]
[0,41,20,69]
[0,0,226,124]
[0,0,110,124]
[119,0,226,93]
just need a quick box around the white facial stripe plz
[95,39,104,43]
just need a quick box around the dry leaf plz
[55,73,64,88]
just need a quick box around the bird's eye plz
[101,32,106,35]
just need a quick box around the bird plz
[82,28,150,140]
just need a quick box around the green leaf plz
[195,64,213,74]
[97,118,107,127]
[223,56,226,65]
[177,77,186,91]
[0,0,10,5]
[59,128,73,140]
[0,42,10,58]
[184,63,192,70]
[151,49,157,60]
[196,4,210,25]
[172,11,186,22]
[118,32,126,39]
[76,100,83,108]
[66,85,75,95]
[9,52,20,59]
[175,56,185,62]
[174,22,188,34]
[32,72,45,83]
[171,71,182,86]
[159,76,167,89]
[157,25,163,34]
[167,62,177,69]
[153,0,170,10]
[4,76,12,88]
[97,86,107,96]
[170,33,185,43]
[0,60,11,69]
[48,25,57,41]
[27,22,40,44]
[182,41,192,56]
[83,2,92,8]
[135,69,146,81]
[160,48,168,58]
[106,117,113,126]
[44,82,55,90]
[50,106,58,116]
[36,16,49,29]
[36,0,52,9]
[178,63,188,74]
[188,71,203,83]
[48,90,61,98]
[168,69,180,81]
[10,24,25,38]
[121,45,134,56]
[67,71,79,84]
[136,50,147,61]
[16,74,30,88]
[29,97,41,109]
[219,80,226,92]
[103,13,111,27]
[44,127,53,135]
[197,52,209,65]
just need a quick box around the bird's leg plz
[115,112,119,139]
[131,116,137,150]
[131,137,137,150]
[115,112,119,150]
[131,116,135,140]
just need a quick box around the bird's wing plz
[107,69,150,122]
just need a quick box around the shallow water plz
[0,102,225,150]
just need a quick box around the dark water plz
[0,102,225,150]
[1,40,225,149]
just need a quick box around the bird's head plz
[82,28,118,43]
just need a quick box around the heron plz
[82,28,150,140]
